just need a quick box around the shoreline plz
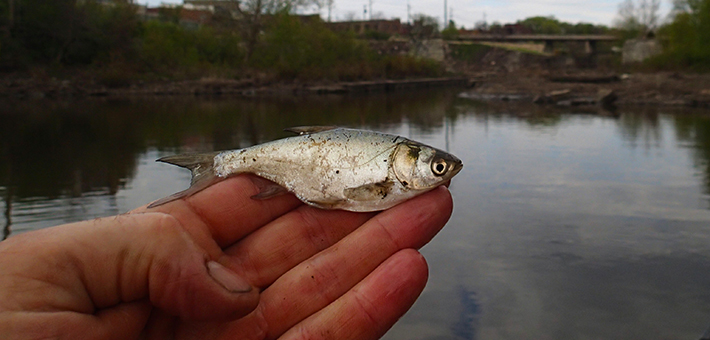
[462,72,710,108]
[0,76,469,100]
[2,72,710,109]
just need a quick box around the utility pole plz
[363,4,367,20]
[369,0,372,20]
[407,1,411,24]
[444,0,447,27]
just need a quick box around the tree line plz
[0,0,442,83]
[1,0,709,77]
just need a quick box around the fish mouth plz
[449,159,463,177]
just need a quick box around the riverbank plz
[0,75,469,99]
[462,71,710,108]
[2,71,710,108]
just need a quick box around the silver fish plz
[149,126,463,211]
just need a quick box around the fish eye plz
[431,159,448,176]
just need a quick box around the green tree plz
[655,0,710,69]
[518,16,562,34]
[441,20,458,40]
[411,13,439,38]
[2,0,141,66]
[252,13,370,79]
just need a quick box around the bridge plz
[456,34,618,54]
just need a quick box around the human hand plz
[0,175,453,339]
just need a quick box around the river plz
[1,89,710,339]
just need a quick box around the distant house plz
[327,19,403,36]
[184,0,238,18]
[140,3,214,29]
[180,7,214,29]
[501,23,532,35]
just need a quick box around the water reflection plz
[1,91,710,339]
[0,90,459,235]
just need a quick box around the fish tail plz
[148,152,221,208]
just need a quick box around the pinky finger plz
[279,249,429,340]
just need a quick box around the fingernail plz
[207,261,252,293]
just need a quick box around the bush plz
[139,21,243,74]
[252,14,373,80]
[252,14,443,80]
[450,43,493,61]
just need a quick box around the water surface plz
[1,91,710,339]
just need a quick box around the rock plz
[549,89,571,100]
[597,89,618,107]
[548,74,620,83]
[532,95,546,104]
[556,97,596,107]
[533,89,571,104]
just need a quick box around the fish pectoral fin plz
[284,126,339,135]
[343,180,394,201]
[250,182,289,200]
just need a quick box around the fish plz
[148,126,463,212]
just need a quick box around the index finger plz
[133,175,303,247]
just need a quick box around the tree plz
[656,0,710,69]
[324,0,334,22]
[517,16,562,34]
[342,11,357,21]
[441,19,458,40]
[614,0,660,35]
[212,0,322,62]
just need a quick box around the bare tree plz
[371,11,385,20]
[324,0,334,22]
[614,0,660,33]
[343,10,357,21]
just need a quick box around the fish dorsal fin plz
[284,126,339,135]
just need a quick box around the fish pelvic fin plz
[148,152,222,208]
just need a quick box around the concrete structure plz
[622,38,661,64]
[411,39,445,61]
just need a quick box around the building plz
[140,3,214,29]
[327,19,403,36]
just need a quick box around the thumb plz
[137,213,261,321]
[147,244,260,321]
[75,213,260,321]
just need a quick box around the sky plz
[143,0,673,28]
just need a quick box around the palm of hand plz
[0,175,452,340]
